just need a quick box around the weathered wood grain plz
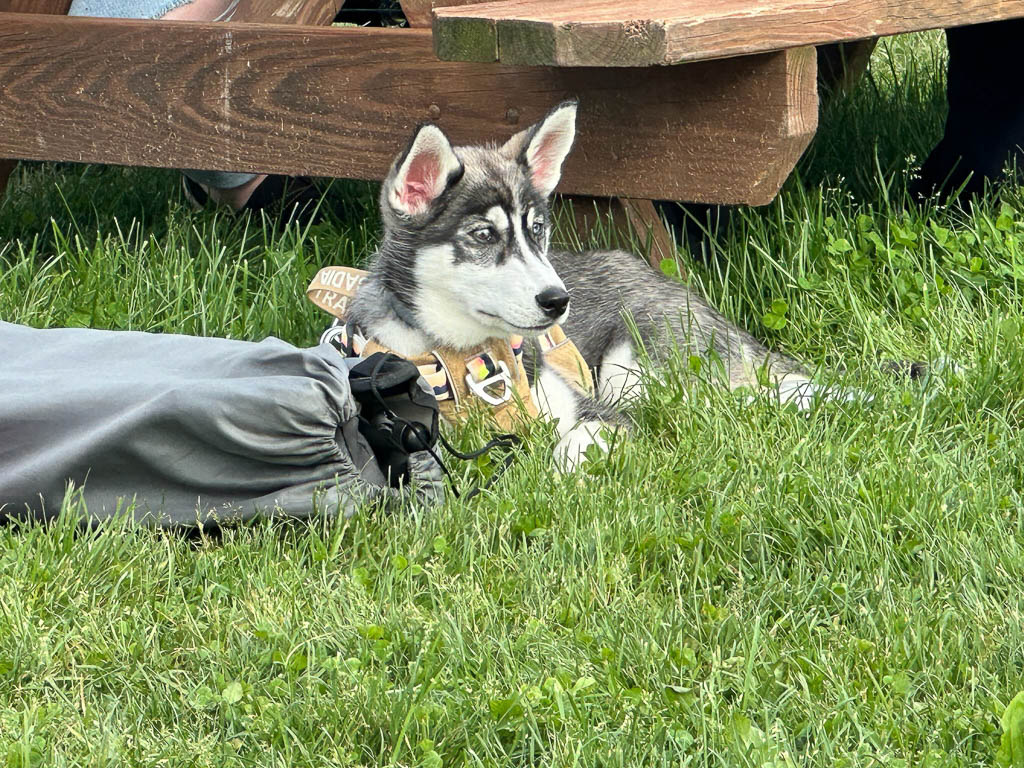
[0,0,343,198]
[233,0,344,26]
[0,1,70,198]
[399,0,484,29]
[0,0,70,12]
[433,0,1024,66]
[0,0,344,23]
[0,16,816,204]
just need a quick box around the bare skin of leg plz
[161,0,233,20]
[163,0,268,210]
[195,173,268,210]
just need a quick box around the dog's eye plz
[472,227,497,244]
[531,220,545,236]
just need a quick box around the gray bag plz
[0,321,445,526]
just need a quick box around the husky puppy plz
[347,101,829,469]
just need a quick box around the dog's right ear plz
[387,124,463,217]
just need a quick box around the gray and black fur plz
[347,101,824,469]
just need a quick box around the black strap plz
[351,352,520,501]
[438,431,521,501]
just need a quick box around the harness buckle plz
[465,360,514,406]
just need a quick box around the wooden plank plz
[433,0,1024,66]
[399,0,484,28]
[0,0,69,199]
[0,0,69,12]
[0,0,339,22]
[0,0,340,200]
[234,0,343,26]
[0,15,817,204]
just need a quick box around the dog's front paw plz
[554,420,612,473]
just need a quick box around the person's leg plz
[161,0,236,20]
[916,19,1024,202]
[69,0,192,17]
[181,170,269,210]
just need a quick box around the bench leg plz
[817,39,877,96]
[0,2,70,200]
[558,195,678,272]
[0,160,16,200]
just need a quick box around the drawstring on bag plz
[352,352,521,501]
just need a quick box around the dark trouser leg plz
[916,19,1024,201]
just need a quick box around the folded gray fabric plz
[0,322,443,526]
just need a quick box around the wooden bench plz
[431,1,1024,66]
[2,0,1023,263]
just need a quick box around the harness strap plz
[307,266,368,321]
[322,320,528,407]
[322,322,454,401]
[538,324,595,397]
[308,265,590,428]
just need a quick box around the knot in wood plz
[623,19,653,42]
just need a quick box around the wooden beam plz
[399,0,483,28]
[433,0,1024,66]
[0,0,341,22]
[0,0,69,12]
[0,15,817,204]
[0,0,70,199]
[0,0,342,199]
[234,0,344,26]
[621,198,677,268]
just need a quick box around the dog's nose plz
[535,287,570,319]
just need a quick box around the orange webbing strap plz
[307,266,370,321]
[324,322,456,404]
[538,325,595,397]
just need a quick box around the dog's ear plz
[502,100,577,197]
[387,124,463,216]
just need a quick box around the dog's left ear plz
[503,100,578,197]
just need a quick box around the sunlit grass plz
[1,31,1023,768]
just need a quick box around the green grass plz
[2,32,1024,767]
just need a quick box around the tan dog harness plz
[307,266,594,430]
